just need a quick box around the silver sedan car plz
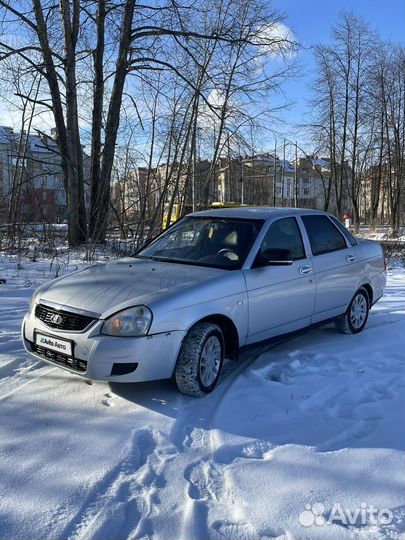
[22,208,386,396]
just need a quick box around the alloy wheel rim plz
[199,335,222,387]
[350,294,367,329]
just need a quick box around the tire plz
[335,287,370,335]
[174,322,224,397]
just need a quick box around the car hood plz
[37,257,227,317]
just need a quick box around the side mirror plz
[261,248,293,266]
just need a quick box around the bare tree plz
[307,12,405,229]
[0,0,297,245]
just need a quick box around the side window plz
[259,217,305,261]
[329,216,357,246]
[301,215,347,256]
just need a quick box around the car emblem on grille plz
[50,313,63,325]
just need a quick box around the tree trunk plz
[89,0,106,243]
[89,0,135,243]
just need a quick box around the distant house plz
[111,159,213,225]
[217,153,295,206]
[293,156,352,215]
[217,153,352,214]
[0,126,90,224]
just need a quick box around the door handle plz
[346,255,357,263]
[299,265,312,275]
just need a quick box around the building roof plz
[190,206,329,220]
[27,134,58,153]
[0,126,14,144]
[312,158,331,171]
[0,126,58,153]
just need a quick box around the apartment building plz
[0,126,90,223]
[112,159,214,223]
[217,154,352,215]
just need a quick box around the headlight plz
[101,306,153,337]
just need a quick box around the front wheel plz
[174,322,224,397]
[335,287,370,335]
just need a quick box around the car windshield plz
[136,216,263,270]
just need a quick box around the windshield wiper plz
[147,256,184,263]
[133,255,177,263]
[133,255,233,270]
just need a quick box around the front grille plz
[35,304,96,332]
[32,343,87,373]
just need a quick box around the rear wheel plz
[335,287,370,334]
[174,322,224,397]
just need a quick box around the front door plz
[243,217,316,344]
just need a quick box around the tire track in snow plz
[44,428,176,540]
[0,295,50,400]
[173,347,272,539]
[181,431,278,540]
[0,358,56,402]
[298,362,403,450]
[175,340,292,540]
[171,336,293,451]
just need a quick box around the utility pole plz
[240,156,244,204]
[294,141,298,208]
[197,126,201,209]
[191,135,196,212]
[281,139,286,207]
[273,140,277,206]
[227,137,231,203]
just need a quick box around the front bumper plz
[22,310,186,382]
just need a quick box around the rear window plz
[301,215,347,256]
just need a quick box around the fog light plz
[111,363,138,376]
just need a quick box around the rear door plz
[300,214,362,323]
[244,217,316,344]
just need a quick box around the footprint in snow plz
[214,439,274,465]
[102,392,114,407]
[212,520,280,540]
[184,460,225,502]
[183,426,209,449]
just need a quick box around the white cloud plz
[207,88,225,110]
[0,101,55,134]
[255,22,296,59]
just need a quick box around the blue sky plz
[266,0,405,150]
[0,0,403,158]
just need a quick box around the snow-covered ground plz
[0,256,404,540]
[357,226,405,243]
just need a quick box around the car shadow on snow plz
[109,323,303,407]
[109,309,405,453]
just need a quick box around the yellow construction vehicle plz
[209,201,248,209]
[162,201,247,229]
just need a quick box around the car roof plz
[188,206,332,220]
